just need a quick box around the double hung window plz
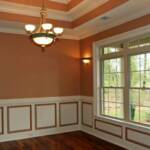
[99,36,150,125]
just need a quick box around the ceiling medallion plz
[25,0,64,51]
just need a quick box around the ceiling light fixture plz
[25,0,64,51]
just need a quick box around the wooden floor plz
[0,131,126,150]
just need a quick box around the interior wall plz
[0,33,80,99]
[80,14,150,96]
[0,15,149,99]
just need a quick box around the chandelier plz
[25,0,64,51]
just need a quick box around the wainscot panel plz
[59,102,79,126]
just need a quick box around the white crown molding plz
[50,0,71,4]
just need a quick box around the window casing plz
[99,35,150,126]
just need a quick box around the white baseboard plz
[0,125,80,142]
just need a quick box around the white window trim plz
[93,25,150,121]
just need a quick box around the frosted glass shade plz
[25,24,36,32]
[53,27,64,35]
[32,33,55,46]
[42,23,53,30]
[33,37,53,46]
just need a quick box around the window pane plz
[130,52,150,125]
[103,43,124,54]
[116,104,123,118]
[140,90,150,107]
[141,71,150,88]
[116,89,123,103]
[130,89,140,105]
[130,72,140,87]
[103,102,123,118]
[104,74,110,87]
[102,57,124,119]
[130,55,140,71]
[104,102,109,115]
[140,107,150,125]
[104,47,117,54]
[103,58,123,87]
[108,88,116,102]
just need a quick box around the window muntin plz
[101,58,124,119]
[130,53,150,125]
[103,47,119,54]
[128,36,150,49]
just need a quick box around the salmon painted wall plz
[80,14,150,96]
[0,15,149,98]
[0,33,80,99]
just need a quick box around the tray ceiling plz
[0,0,149,39]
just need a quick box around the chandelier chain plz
[42,0,46,10]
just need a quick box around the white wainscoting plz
[81,97,150,150]
[59,102,78,126]
[0,96,80,142]
[35,103,56,130]
[126,128,150,149]
[0,96,150,150]
[7,105,32,133]
[95,119,123,138]
[82,102,93,128]
[0,107,3,135]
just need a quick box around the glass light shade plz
[33,36,53,46]
[82,59,90,64]
[42,23,53,30]
[25,24,36,32]
[32,33,55,46]
[53,27,64,35]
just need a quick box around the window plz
[101,58,124,119]
[130,53,150,125]
[98,35,150,125]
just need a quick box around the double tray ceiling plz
[0,0,149,39]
